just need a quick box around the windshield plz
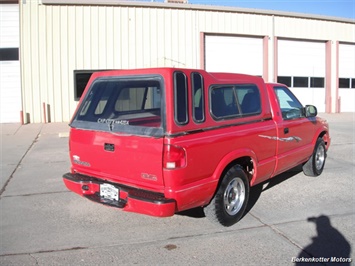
[71,75,164,137]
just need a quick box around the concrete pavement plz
[0,113,354,265]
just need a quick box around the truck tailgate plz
[69,128,165,190]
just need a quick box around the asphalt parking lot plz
[0,113,354,266]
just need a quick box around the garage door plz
[338,43,355,112]
[0,4,21,123]
[205,35,263,76]
[277,40,326,112]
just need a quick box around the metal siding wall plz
[21,2,205,122]
[197,11,271,36]
[20,1,355,122]
[275,16,354,42]
[21,2,33,123]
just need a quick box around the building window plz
[174,72,188,125]
[339,78,350,88]
[293,77,309,88]
[74,70,95,101]
[278,76,325,88]
[339,78,355,89]
[191,72,205,123]
[310,77,324,88]
[0,48,19,61]
[74,70,117,100]
[277,76,292,87]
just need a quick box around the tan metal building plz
[1,0,354,123]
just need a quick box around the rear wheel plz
[303,138,326,176]
[204,165,250,227]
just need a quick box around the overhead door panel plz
[0,4,21,123]
[278,40,325,77]
[338,43,355,112]
[277,40,326,112]
[205,35,263,76]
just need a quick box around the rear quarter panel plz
[163,119,277,211]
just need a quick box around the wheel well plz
[206,156,254,208]
[223,156,254,182]
[319,131,330,149]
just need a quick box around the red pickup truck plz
[63,68,330,226]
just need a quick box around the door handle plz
[284,128,289,134]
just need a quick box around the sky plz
[152,0,355,19]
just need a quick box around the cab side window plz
[274,86,303,120]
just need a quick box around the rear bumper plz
[63,173,176,217]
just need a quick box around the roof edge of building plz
[39,0,355,24]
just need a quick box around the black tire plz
[204,165,250,227]
[303,138,326,177]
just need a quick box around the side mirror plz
[304,105,317,117]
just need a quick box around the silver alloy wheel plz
[223,177,245,216]
[315,144,325,171]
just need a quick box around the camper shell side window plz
[174,72,189,125]
[191,72,205,123]
[210,84,261,120]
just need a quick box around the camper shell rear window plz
[70,75,164,137]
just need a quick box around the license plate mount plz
[100,183,119,201]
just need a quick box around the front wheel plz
[303,138,327,176]
[204,165,250,227]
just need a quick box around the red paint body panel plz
[63,68,330,218]
[69,129,164,190]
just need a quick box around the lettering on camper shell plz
[97,118,130,131]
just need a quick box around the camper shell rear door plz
[69,74,166,190]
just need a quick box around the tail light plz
[163,144,186,169]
